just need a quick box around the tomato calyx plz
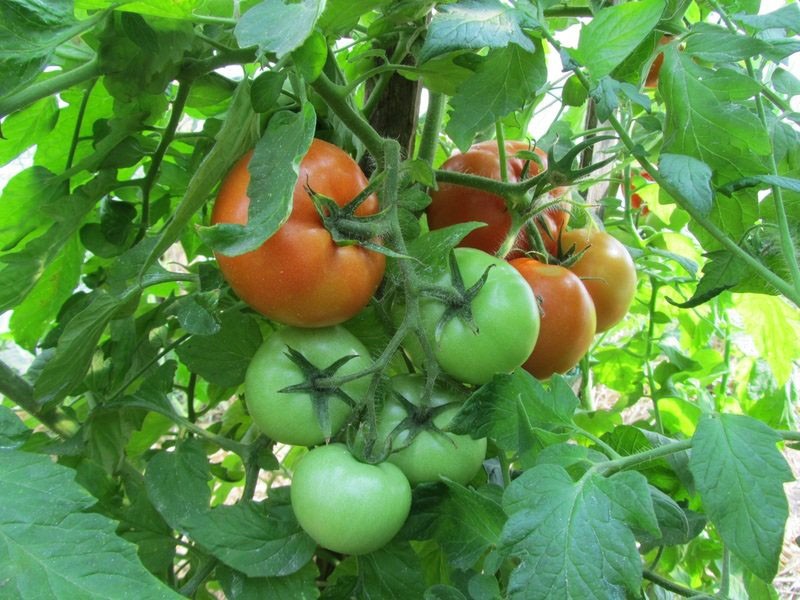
[381,390,460,457]
[279,346,361,439]
[306,182,402,258]
[546,135,618,187]
[420,252,495,342]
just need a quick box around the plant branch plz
[311,70,385,163]
[0,360,76,438]
[0,58,101,118]
[643,569,710,597]
[598,439,693,475]
[417,92,446,167]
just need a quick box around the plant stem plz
[644,277,664,434]
[137,79,193,243]
[66,79,97,170]
[599,439,693,475]
[417,92,446,166]
[574,427,622,459]
[178,557,217,597]
[311,70,385,163]
[0,58,102,118]
[0,360,76,437]
[643,569,709,598]
[363,32,417,118]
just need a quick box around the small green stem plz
[496,123,509,183]
[66,79,97,170]
[720,546,731,598]
[642,569,709,598]
[598,439,693,475]
[644,277,664,434]
[417,92,446,167]
[0,360,77,438]
[0,57,102,118]
[363,33,416,118]
[579,354,594,410]
[178,557,217,597]
[574,427,622,460]
[311,70,385,163]
[137,79,193,242]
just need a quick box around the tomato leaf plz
[573,0,665,78]
[182,497,316,578]
[175,311,263,387]
[0,405,31,450]
[199,104,316,256]
[733,2,800,31]
[419,0,535,64]
[353,542,428,599]
[0,449,182,599]
[217,563,320,600]
[718,174,800,197]
[250,71,287,113]
[447,42,547,150]
[591,77,651,122]
[235,0,325,58]
[500,465,655,599]
[658,153,714,217]
[33,291,122,407]
[145,440,212,532]
[667,249,749,308]
[449,371,578,452]
[690,413,793,582]
[684,24,773,63]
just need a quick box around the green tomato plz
[419,247,540,385]
[244,326,372,446]
[290,443,411,555]
[378,375,487,486]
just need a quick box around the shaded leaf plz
[235,0,325,59]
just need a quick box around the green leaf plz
[773,67,800,97]
[562,75,588,107]
[590,77,651,122]
[33,292,122,406]
[0,449,181,599]
[235,0,325,58]
[0,0,80,96]
[638,487,705,550]
[690,413,793,582]
[501,465,652,599]
[448,372,578,452]
[0,98,58,167]
[735,294,800,386]
[217,563,320,600]
[447,42,547,151]
[10,235,83,351]
[75,0,215,19]
[419,0,535,64]
[318,0,385,35]
[199,105,316,256]
[425,585,467,600]
[684,24,772,63]
[666,249,747,308]
[0,406,31,449]
[181,499,316,578]
[574,0,665,78]
[658,154,714,217]
[145,440,212,531]
[353,542,428,599]
[175,310,262,387]
[733,3,800,32]
[170,291,221,336]
[251,70,287,113]
[293,30,327,83]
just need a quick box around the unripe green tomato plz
[418,248,540,385]
[290,443,412,555]
[244,326,372,446]
[377,375,487,486]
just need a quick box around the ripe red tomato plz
[630,171,652,215]
[211,139,386,327]
[645,35,673,89]
[559,229,637,333]
[509,258,596,379]
[427,140,567,257]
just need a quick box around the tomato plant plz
[245,326,372,446]
[2,1,799,598]
[560,229,638,332]
[427,140,566,257]
[290,443,411,555]
[510,258,596,379]
[377,374,487,485]
[417,248,540,385]
[211,138,386,327]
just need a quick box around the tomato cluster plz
[212,138,638,556]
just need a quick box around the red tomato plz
[645,35,673,89]
[510,258,596,379]
[559,229,637,333]
[427,140,567,257]
[211,139,386,327]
